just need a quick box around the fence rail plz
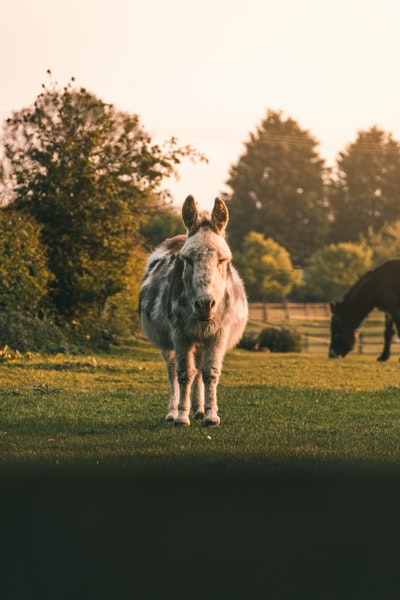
[248,302,383,323]
[248,302,400,356]
[249,302,331,322]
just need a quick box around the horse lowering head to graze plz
[329,260,400,360]
[329,302,358,358]
[139,195,248,426]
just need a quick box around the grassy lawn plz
[2,340,400,599]
[1,339,400,471]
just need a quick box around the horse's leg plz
[388,309,400,361]
[192,347,205,420]
[161,349,179,421]
[378,313,395,361]
[175,345,196,426]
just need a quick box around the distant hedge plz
[0,311,70,354]
[239,326,302,353]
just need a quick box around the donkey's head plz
[180,195,231,322]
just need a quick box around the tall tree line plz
[225,110,400,266]
[2,79,400,343]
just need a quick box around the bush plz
[0,209,51,313]
[238,331,260,351]
[0,311,70,353]
[257,326,302,353]
[238,326,302,353]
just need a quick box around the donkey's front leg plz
[175,347,196,426]
[203,366,221,426]
[202,344,224,426]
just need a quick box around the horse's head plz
[180,195,231,322]
[329,301,357,358]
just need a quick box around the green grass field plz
[1,338,400,471]
[2,337,400,599]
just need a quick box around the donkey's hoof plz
[194,411,205,420]
[166,412,178,422]
[204,415,220,427]
[174,415,190,427]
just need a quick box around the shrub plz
[0,209,51,313]
[238,331,260,351]
[257,326,302,353]
[0,311,70,353]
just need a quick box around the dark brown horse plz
[329,260,400,360]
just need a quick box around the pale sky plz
[1,0,400,211]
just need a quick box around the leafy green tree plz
[234,231,301,301]
[330,127,400,243]
[79,244,148,343]
[226,109,329,265]
[1,74,201,332]
[362,221,400,265]
[300,242,373,301]
[0,208,51,312]
[140,206,185,249]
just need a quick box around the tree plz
[226,109,329,265]
[140,206,185,250]
[362,220,400,266]
[330,127,400,243]
[92,244,148,341]
[300,242,373,302]
[1,74,201,333]
[233,231,301,301]
[0,208,51,313]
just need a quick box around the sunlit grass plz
[1,340,400,474]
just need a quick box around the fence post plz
[284,301,290,320]
[304,333,309,352]
[262,302,268,323]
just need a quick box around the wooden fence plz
[248,302,331,323]
[248,302,400,357]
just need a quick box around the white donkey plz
[139,195,248,426]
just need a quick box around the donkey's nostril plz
[196,298,213,309]
[195,297,215,319]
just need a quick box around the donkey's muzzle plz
[194,297,216,321]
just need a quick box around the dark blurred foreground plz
[1,462,400,600]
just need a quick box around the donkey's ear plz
[182,195,199,233]
[211,197,229,234]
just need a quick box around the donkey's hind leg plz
[161,349,179,421]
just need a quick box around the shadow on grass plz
[0,360,149,375]
[1,459,400,600]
